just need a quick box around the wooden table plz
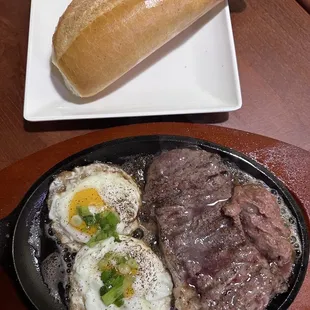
[0,0,309,171]
[0,1,310,308]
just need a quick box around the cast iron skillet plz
[0,135,308,310]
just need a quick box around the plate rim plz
[23,0,242,122]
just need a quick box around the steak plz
[143,149,294,310]
[222,184,293,279]
[144,148,233,209]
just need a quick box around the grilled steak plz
[223,184,293,279]
[143,148,233,209]
[144,149,294,310]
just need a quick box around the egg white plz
[47,163,141,250]
[69,236,173,310]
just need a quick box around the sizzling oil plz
[28,151,302,309]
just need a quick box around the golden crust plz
[52,0,117,61]
[52,0,223,97]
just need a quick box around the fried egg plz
[70,236,173,310]
[48,163,141,250]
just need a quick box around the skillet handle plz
[0,207,21,266]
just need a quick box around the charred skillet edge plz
[0,205,23,266]
[11,134,309,310]
[12,183,67,309]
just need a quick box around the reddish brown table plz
[0,123,309,309]
[0,0,310,171]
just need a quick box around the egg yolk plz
[69,188,104,235]
[124,286,134,299]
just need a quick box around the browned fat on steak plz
[144,149,294,310]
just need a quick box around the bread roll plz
[52,0,223,97]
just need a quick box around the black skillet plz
[0,135,308,310]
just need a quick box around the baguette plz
[52,0,223,97]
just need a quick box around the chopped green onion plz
[112,231,121,242]
[100,286,108,296]
[101,269,114,282]
[76,206,96,227]
[118,264,131,275]
[98,259,109,271]
[96,230,108,241]
[127,258,139,270]
[70,215,83,227]
[99,218,108,230]
[116,255,127,264]
[114,297,125,307]
[110,275,125,288]
[86,236,97,248]
[101,284,124,306]
[98,254,137,307]
[87,240,97,248]
[77,206,92,217]
[86,211,120,247]
[104,252,115,260]
[96,210,120,229]
[83,215,96,226]
[103,224,111,232]
[123,275,134,290]
[106,211,120,227]
[95,213,100,220]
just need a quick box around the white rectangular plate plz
[23,0,242,121]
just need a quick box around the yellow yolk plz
[131,269,138,276]
[69,188,104,235]
[124,286,135,299]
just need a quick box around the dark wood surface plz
[297,0,310,11]
[0,0,309,171]
[0,123,309,309]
